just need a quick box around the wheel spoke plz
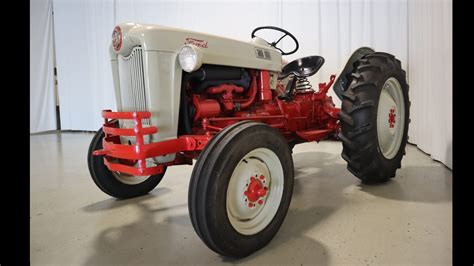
[272,33,288,47]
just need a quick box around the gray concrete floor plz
[30,132,452,265]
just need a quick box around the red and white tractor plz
[88,23,410,258]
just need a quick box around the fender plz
[333,47,375,100]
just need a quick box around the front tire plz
[188,121,294,258]
[339,52,410,183]
[87,128,166,199]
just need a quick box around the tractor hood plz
[110,22,283,72]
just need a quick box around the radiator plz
[117,46,150,126]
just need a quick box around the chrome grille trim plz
[117,46,150,125]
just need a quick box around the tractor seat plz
[278,56,325,79]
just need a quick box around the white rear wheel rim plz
[226,148,284,235]
[377,77,405,159]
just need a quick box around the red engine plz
[95,66,340,176]
[185,68,340,144]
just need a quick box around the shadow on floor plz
[357,164,452,203]
[82,150,451,264]
[83,196,331,265]
[221,206,332,264]
[83,200,190,265]
[293,151,452,203]
[82,187,172,213]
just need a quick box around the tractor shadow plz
[82,187,174,213]
[222,150,352,263]
[356,164,452,203]
[82,188,196,265]
[82,149,451,264]
[292,150,452,203]
[82,151,340,265]
[82,194,332,265]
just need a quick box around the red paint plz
[192,95,221,121]
[258,70,273,102]
[318,74,336,95]
[94,70,341,176]
[196,72,258,112]
[244,177,267,203]
[296,128,333,142]
[206,84,245,111]
[388,108,396,128]
[235,70,258,110]
[93,110,211,175]
[207,84,244,95]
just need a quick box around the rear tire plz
[339,52,410,183]
[87,128,166,199]
[188,121,294,258]
[333,47,375,100]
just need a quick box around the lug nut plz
[257,188,266,197]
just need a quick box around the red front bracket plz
[93,110,211,176]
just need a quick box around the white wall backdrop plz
[53,0,116,131]
[51,0,408,131]
[408,0,452,168]
[35,0,451,167]
[30,0,57,133]
[112,0,408,108]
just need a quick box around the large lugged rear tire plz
[87,129,166,199]
[339,52,410,183]
[188,121,294,258]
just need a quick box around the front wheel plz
[87,128,166,199]
[188,121,294,258]
[339,52,410,183]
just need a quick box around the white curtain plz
[408,0,452,169]
[113,0,407,108]
[30,0,57,133]
[279,0,408,108]
[50,0,451,167]
[52,0,116,131]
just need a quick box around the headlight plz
[178,45,202,72]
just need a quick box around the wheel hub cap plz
[388,107,396,128]
[377,77,405,159]
[244,175,268,207]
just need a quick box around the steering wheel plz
[251,26,299,55]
